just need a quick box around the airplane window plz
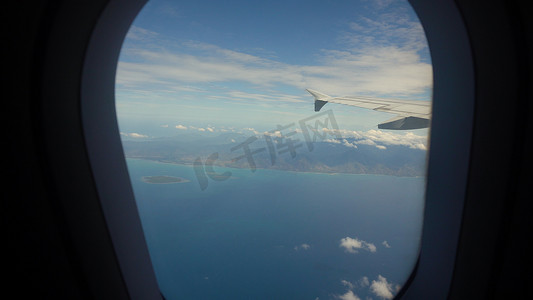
[115,0,432,299]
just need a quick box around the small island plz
[141,175,190,184]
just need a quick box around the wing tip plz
[306,89,331,101]
[307,89,330,111]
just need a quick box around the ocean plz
[126,158,425,300]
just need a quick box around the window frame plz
[78,0,475,298]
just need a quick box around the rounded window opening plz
[116,1,432,299]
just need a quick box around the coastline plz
[141,175,191,184]
[126,157,423,179]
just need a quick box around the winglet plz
[306,89,331,112]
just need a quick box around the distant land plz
[123,132,427,177]
[141,175,190,184]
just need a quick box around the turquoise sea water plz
[126,158,425,300]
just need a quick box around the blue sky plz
[116,0,432,139]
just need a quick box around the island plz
[123,133,427,177]
[141,175,190,184]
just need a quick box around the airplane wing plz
[306,89,432,130]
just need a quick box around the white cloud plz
[226,90,305,104]
[264,130,282,138]
[382,241,391,248]
[117,44,431,99]
[175,124,187,130]
[342,139,359,149]
[336,129,428,150]
[160,124,169,128]
[344,9,428,54]
[373,0,395,9]
[197,128,206,132]
[325,138,341,144]
[340,237,377,254]
[117,9,432,105]
[129,133,148,138]
[370,275,394,300]
[360,276,370,287]
[337,290,361,300]
[117,4,432,140]
[294,243,311,251]
[341,280,354,290]
[125,25,159,42]
[242,127,260,135]
[120,132,148,138]
[206,127,214,132]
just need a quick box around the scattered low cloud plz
[325,138,341,144]
[120,132,149,138]
[263,130,283,138]
[294,243,311,251]
[382,241,391,248]
[337,290,361,300]
[359,276,370,288]
[340,237,377,254]
[242,127,261,135]
[370,275,394,300]
[342,139,359,149]
[175,124,187,130]
[335,275,398,300]
[341,280,354,290]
